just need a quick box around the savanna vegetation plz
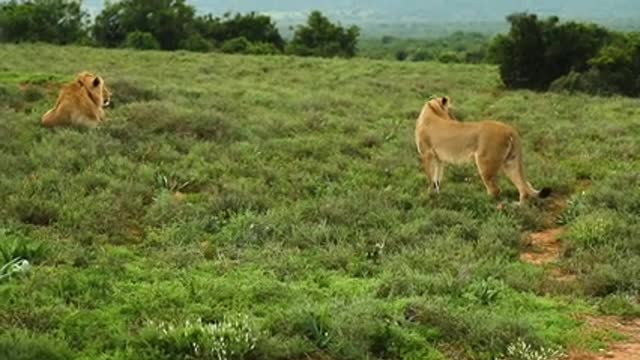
[489,13,640,97]
[359,32,491,63]
[0,0,359,58]
[1,43,639,360]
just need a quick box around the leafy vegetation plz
[0,43,639,359]
[287,11,360,58]
[359,32,491,63]
[490,13,640,96]
[0,0,356,58]
[0,0,89,44]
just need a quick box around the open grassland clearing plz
[1,44,639,359]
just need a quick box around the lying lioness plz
[42,71,112,129]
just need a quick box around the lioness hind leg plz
[421,151,441,194]
[474,153,501,198]
[502,159,540,204]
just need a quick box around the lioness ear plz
[441,97,448,106]
[93,77,101,87]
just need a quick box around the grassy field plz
[0,44,639,360]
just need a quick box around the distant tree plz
[0,0,89,44]
[489,13,548,90]
[490,13,615,91]
[195,12,284,51]
[288,11,360,58]
[93,0,197,50]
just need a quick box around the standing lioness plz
[415,96,551,205]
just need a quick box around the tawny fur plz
[415,96,551,205]
[42,71,112,129]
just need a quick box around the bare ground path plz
[517,192,640,360]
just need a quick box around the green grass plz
[0,43,639,360]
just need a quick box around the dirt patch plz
[548,268,577,283]
[520,228,565,265]
[522,183,640,359]
[568,317,640,360]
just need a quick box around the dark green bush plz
[178,32,211,52]
[490,12,639,97]
[124,31,160,50]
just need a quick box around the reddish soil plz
[567,317,640,360]
[520,228,565,265]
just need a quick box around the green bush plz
[587,35,640,96]
[179,32,211,52]
[0,229,48,264]
[220,36,251,54]
[499,338,564,360]
[136,316,258,360]
[437,50,462,64]
[565,210,618,249]
[247,42,280,55]
[598,294,640,318]
[411,49,433,61]
[0,331,73,360]
[549,70,603,95]
[288,11,360,58]
[124,31,160,50]
[0,0,89,44]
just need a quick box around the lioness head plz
[76,71,110,107]
[102,84,112,107]
[427,96,454,119]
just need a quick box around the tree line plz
[1,1,638,97]
[0,0,359,58]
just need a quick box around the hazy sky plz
[83,0,640,23]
